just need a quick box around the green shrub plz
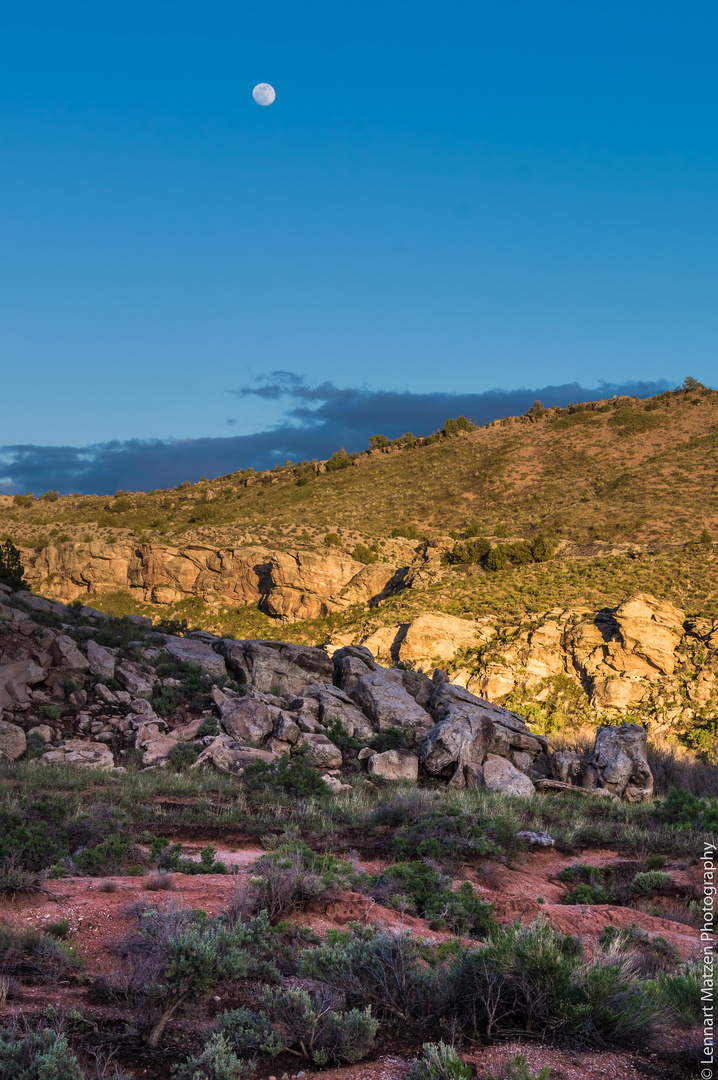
[197,716,220,738]
[0,1026,84,1080]
[237,842,360,922]
[25,731,48,759]
[407,1042,471,1080]
[157,842,226,875]
[0,539,29,590]
[259,985,378,1064]
[326,448,352,471]
[659,962,702,1025]
[167,741,200,771]
[646,854,667,870]
[369,434,390,450]
[217,1007,282,1057]
[0,856,42,895]
[38,704,62,722]
[599,923,679,977]
[151,684,182,715]
[351,543,377,565]
[0,802,69,871]
[630,871,671,896]
[443,418,459,437]
[485,1056,551,1080]
[0,925,82,985]
[324,532,342,547]
[654,787,718,832]
[452,537,491,564]
[369,727,413,753]
[563,883,612,905]
[172,1033,256,1080]
[372,861,495,937]
[73,834,132,875]
[388,805,517,866]
[242,754,329,799]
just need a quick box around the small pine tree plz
[700,529,713,546]
[0,540,28,591]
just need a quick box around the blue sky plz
[0,1,715,492]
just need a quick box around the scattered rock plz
[0,718,27,760]
[295,732,343,769]
[366,749,419,781]
[483,756,536,797]
[40,740,115,770]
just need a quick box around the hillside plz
[2,380,718,746]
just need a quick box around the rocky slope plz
[0,583,653,801]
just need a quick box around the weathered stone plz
[86,640,117,680]
[295,732,343,769]
[613,594,685,677]
[268,738,293,756]
[193,736,276,776]
[322,774,353,793]
[396,612,492,671]
[333,653,374,695]
[115,665,154,697]
[483,756,536,797]
[463,762,485,788]
[41,740,115,770]
[50,635,90,671]
[219,639,333,696]
[163,636,227,677]
[220,696,274,743]
[350,672,433,746]
[366,749,418,781]
[0,719,27,760]
[28,724,54,743]
[590,723,653,802]
[357,746,374,761]
[420,711,495,776]
[301,683,376,741]
[274,714,301,743]
[511,751,533,774]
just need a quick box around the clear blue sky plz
[0,1,716,491]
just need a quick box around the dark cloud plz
[0,376,672,496]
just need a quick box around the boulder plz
[275,714,301,744]
[295,732,343,769]
[86,640,117,681]
[219,639,333,696]
[396,612,489,671]
[301,683,376,741]
[40,740,115,770]
[0,719,27,760]
[50,635,90,671]
[115,665,154,697]
[28,724,54,743]
[220,695,274,743]
[590,723,653,802]
[613,594,684,677]
[350,671,434,746]
[322,774,353,793]
[366,749,418,781]
[163,636,227,678]
[193,736,276,776]
[483,756,536,797]
[332,648,376,694]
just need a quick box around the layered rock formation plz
[23,540,405,621]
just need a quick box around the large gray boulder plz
[219,640,333,696]
[420,683,544,787]
[301,683,376,742]
[51,635,90,671]
[590,723,653,802]
[366,749,418,782]
[40,740,115,770]
[295,732,343,769]
[483,756,536,797]
[332,646,376,694]
[163,636,227,678]
[0,718,27,760]
[220,695,274,743]
[349,671,434,746]
[193,736,276,776]
[86,640,117,681]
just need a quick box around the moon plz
[252,83,276,106]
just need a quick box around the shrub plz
[654,787,718,831]
[701,529,713,546]
[0,802,69,872]
[407,1042,472,1080]
[599,924,679,977]
[217,1007,282,1057]
[235,843,359,922]
[630,871,671,896]
[659,962,702,1025]
[326,448,352,471]
[563,883,612,905]
[443,418,459,437]
[167,741,200,771]
[452,537,491,564]
[197,716,220,738]
[371,861,494,937]
[242,754,329,799]
[0,1025,84,1080]
[151,684,183,716]
[255,985,377,1065]
[351,543,378,565]
[646,854,667,870]
[0,926,81,985]
[157,842,227,875]
[144,873,175,891]
[0,856,43,896]
[298,926,442,1024]
[485,1057,551,1080]
[172,1033,256,1080]
[0,539,29,590]
[324,532,342,547]
[369,727,413,753]
[369,434,390,450]
[74,835,132,876]
[38,704,62,722]
[94,907,280,1046]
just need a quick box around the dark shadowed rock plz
[219,640,333,696]
[590,723,653,802]
[350,671,434,746]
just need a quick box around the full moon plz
[252,83,276,106]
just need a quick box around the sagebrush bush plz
[234,841,361,922]
[0,1024,84,1080]
[256,985,378,1065]
[172,1033,255,1080]
[407,1042,471,1080]
[630,870,672,896]
[485,1056,551,1080]
[371,861,494,937]
[659,962,702,1025]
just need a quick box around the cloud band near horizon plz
[0,376,673,496]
